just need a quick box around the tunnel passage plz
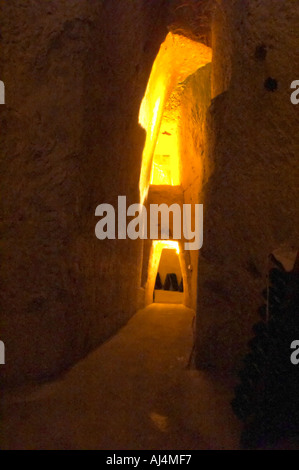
[138,32,212,309]
[138,32,212,205]
[154,245,184,304]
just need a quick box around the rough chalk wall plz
[180,64,211,311]
[0,0,168,386]
[195,0,299,371]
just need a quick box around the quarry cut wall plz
[0,0,168,386]
[179,64,212,312]
[1,0,299,387]
[195,0,299,371]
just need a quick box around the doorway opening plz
[154,245,183,304]
[138,32,212,310]
[138,32,212,204]
[144,240,187,305]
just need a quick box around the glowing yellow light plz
[145,240,181,304]
[139,76,166,203]
[150,119,180,186]
[151,97,161,137]
[138,32,212,203]
[150,156,172,185]
[153,240,180,255]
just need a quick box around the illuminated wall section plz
[145,241,180,304]
[138,33,212,203]
[144,240,192,306]
[150,115,180,186]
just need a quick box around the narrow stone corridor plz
[0,304,240,450]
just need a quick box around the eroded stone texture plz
[1,0,298,387]
[180,64,212,311]
[195,0,299,371]
[0,0,168,386]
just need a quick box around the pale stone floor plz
[0,303,241,450]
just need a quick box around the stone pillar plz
[195,0,299,371]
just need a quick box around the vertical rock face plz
[1,0,298,386]
[0,0,168,386]
[180,64,212,310]
[195,0,299,371]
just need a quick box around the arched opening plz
[144,240,188,305]
[154,246,184,304]
[138,32,212,204]
[138,32,212,309]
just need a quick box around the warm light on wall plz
[150,123,180,186]
[138,32,212,203]
[153,240,180,255]
[145,240,182,305]
[150,241,181,293]
[150,156,172,185]
[139,71,167,203]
